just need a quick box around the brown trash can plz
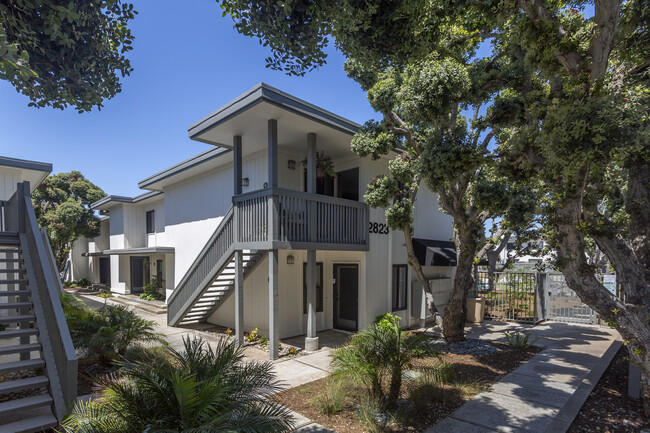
[466,297,486,323]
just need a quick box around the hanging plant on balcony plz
[301,153,337,179]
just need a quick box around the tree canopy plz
[32,171,105,270]
[0,0,136,112]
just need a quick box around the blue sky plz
[0,0,376,197]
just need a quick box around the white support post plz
[268,249,279,360]
[305,133,319,351]
[234,250,244,346]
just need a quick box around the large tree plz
[1,0,136,112]
[220,0,650,408]
[32,172,105,270]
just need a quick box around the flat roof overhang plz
[83,246,174,257]
[0,156,52,194]
[91,190,163,211]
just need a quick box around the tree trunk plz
[442,228,478,342]
[403,224,444,330]
[555,195,650,414]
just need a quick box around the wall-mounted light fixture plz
[242,178,249,187]
[288,160,296,170]
[286,255,295,265]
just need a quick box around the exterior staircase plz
[0,182,77,433]
[0,233,57,433]
[167,207,267,326]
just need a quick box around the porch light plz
[288,160,296,170]
[287,255,295,265]
[242,178,249,187]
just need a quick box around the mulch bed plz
[274,341,541,433]
[569,346,649,433]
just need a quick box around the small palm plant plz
[61,292,165,364]
[61,336,294,433]
[331,313,431,408]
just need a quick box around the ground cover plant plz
[61,336,294,433]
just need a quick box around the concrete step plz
[0,329,39,340]
[0,343,41,356]
[0,394,53,417]
[0,302,32,310]
[0,413,58,433]
[0,314,35,324]
[0,359,45,375]
[0,375,48,395]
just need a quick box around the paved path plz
[425,321,621,433]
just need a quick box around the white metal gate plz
[546,273,597,324]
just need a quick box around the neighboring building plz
[71,83,457,358]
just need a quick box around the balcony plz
[233,187,369,251]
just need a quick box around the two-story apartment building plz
[71,84,457,358]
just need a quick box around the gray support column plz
[233,135,242,195]
[268,120,278,188]
[305,133,319,351]
[17,182,29,358]
[234,250,244,346]
[17,182,25,233]
[268,249,279,360]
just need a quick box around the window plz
[392,265,408,311]
[303,262,323,313]
[146,210,155,234]
[156,260,163,286]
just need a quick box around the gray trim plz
[82,246,174,257]
[187,83,361,145]
[91,190,163,210]
[0,156,52,174]
[138,147,231,189]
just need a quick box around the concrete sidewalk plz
[426,321,621,433]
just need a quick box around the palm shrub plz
[60,292,165,364]
[61,336,294,433]
[331,313,430,408]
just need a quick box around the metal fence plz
[475,271,605,325]
[476,272,540,324]
[546,273,597,324]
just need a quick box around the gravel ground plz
[429,338,499,356]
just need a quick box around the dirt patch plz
[274,341,541,432]
[569,346,649,433]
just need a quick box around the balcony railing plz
[233,187,369,250]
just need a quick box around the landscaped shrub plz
[61,292,165,364]
[311,377,348,415]
[331,313,431,409]
[407,362,454,412]
[139,275,165,301]
[61,336,294,433]
[504,331,539,349]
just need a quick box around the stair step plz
[0,328,39,340]
[0,413,58,433]
[0,268,25,274]
[0,343,41,356]
[0,375,48,395]
[0,249,21,254]
[0,290,30,297]
[0,358,45,375]
[0,302,32,310]
[0,314,34,324]
[0,394,53,417]
[0,258,23,264]
[0,279,28,285]
[0,238,20,246]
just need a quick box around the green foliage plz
[311,377,348,415]
[332,313,430,408]
[60,292,165,364]
[140,276,165,301]
[32,172,105,270]
[1,0,136,111]
[504,331,539,349]
[60,336,294,433]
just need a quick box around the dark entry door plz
[336,168,359,201]
[333,264,358,331]
[99,257,111,285]
[130,257,149,293]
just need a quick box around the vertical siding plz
[0,169,21,201]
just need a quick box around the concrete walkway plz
[426,321,621,433]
